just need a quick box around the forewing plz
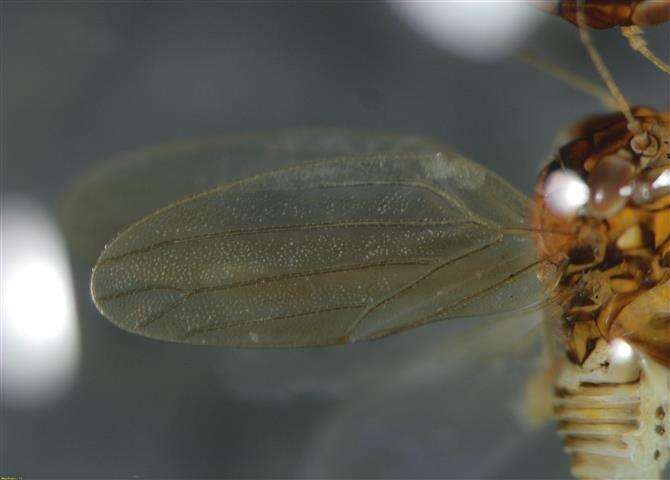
[91,152,553,347]
[59,129,443,263]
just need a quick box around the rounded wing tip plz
[89,259,125,336]
[89,242,114,316]
[89,245,146,339]
[89,261,107,320]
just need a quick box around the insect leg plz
[620,25,670,75]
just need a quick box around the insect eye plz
[586,154,635,218]
[631,0,670,26]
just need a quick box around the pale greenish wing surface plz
[59,129,443,263]
[91,152,556,347]
[298,327,569,479]
[212,308,548,400]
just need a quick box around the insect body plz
[545,0,670,28]
[540,0,670,74]
[533,106,670,478]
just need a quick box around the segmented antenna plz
[575,0,637,127]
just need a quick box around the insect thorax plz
[533,107,670,367]
[555,200,669,367]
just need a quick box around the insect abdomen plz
[554,340,670,479]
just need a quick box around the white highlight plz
[1,197,80,409]
[389,1,544,60]
[618,185,633,197]
[653,169,670,189]
[543,169,590,217]
[5,263,70,342]
[609,339,634,364]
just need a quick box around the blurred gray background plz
[2,1,668,479]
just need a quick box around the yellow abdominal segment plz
[554,340,669,479]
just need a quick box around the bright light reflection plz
[619,185,633,197]
[609,339,634,364]
[653,169,670,189]
[389,1,545,60]
[544,169,590,217]
[1,197,80,409]
[5,262,70,341]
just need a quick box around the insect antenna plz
[576,0,638,128]
[518,51,618,109]
[621,25,670,75]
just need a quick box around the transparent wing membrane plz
[298,315,569,478]
[59,129,444,264]
[91,150,556,347]
[214,307,550,401]
[298,380,564,478]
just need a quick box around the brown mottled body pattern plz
[539,0,670,76]
[533,108,670,478]
[547,0,670,28]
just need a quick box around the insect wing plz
[214,306,548,400]
[59,129,444,263]
[298,317,570,478]
[91,152,553,347]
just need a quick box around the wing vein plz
[367,251,562,341]
[98,219,479,266]
[182,303,367,339]
[138,295,188,329]
[344,236,503,339]
[96,258,438,303]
